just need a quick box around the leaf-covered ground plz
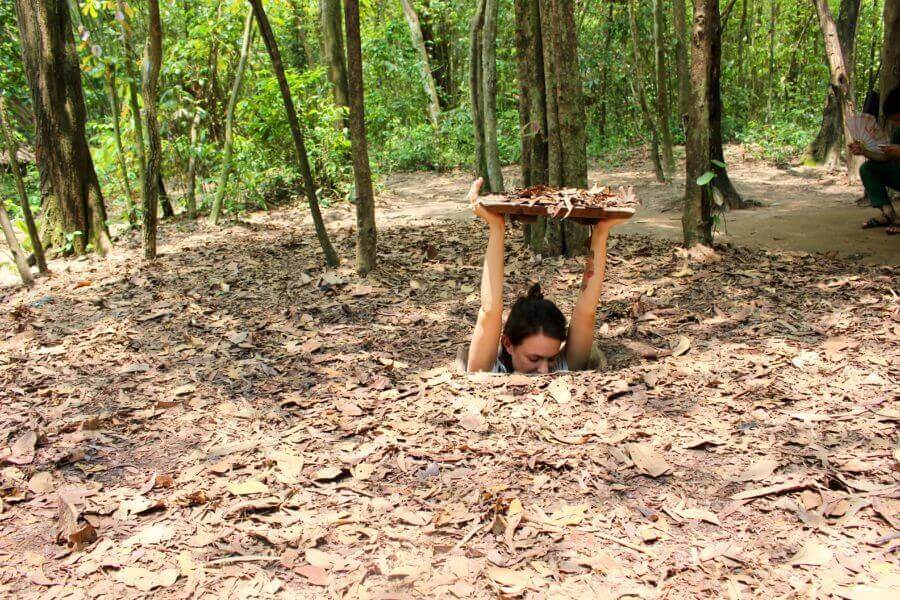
[0,200,898,599]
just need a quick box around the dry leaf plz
[626,443,671,477]
[485,565,536,590]
[311,466,343,481]
[672,336,691,356]
[305,548,338,569]
[395,508,430,526]
[737,458,779,482]
[547,378,571,403]
[113,567,179,592]
[295,564,329,586]
[676,507,721,526]
[7,429,37,465]
[352,463,375,480]
[227,479,269,495]
[789,539,833,566]
[271,451,304,482]
[123,524,175,548]
[459,412,487,432]
[28,471,55,494]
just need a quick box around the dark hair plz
[499,284,566,367]
[884,88,900,118]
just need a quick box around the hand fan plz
[847,114,888,158]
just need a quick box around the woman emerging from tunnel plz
[466,178,628,374]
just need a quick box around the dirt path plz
[375,149,899,265]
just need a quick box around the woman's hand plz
[848,141,865,156]
[468,178,504,229]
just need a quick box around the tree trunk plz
[0,202,33,286]
[482,0,504,193]
[806,0,861,168]
[516,0,548,186]
[14,0,111,255]
[141,0,163,259]
[709,0,744,209]
[673,0,690,124]
[344,0,377,274]
[540,0,563,191]
[736,0,747,85]
[288,0,315,69]
[881,0,900,136]
[185,107,202,219]
[536,0,589,256]
[116,0,147,215]
[210,7,255,226]
[250,0,339,268]
[652,0,675,177]
[514,0,534,187]
[319,0,350,123]
[0,96,47,273]
[628,0,665,183]
[105,68,136,225]
[812,0,861,181]
[469,0,489,189]
[399,0,441,129]
[683,0,715,247]
[766,0,778,121]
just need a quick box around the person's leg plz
[860,161,900,227]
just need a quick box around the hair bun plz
[526,283,543,300]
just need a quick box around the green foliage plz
[0,0,889,228]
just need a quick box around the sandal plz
[887,226,900,235]
[862,216,892,229]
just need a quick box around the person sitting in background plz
[465,178,627,374]
[852,87,900,235]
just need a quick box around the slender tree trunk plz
[628,0,665,183]
[652,0,675,177]
[812,0,861,181]
[344,0,376,274]
[709,3,744,209]
[736,0,747,87]
[319,0,350,123]
[116,0,147,214]
[210,8,255,226]
[142,0,163,259]
[0,96,47,273]
[766,0,777,121]
[881,0,900,136]
[14,0,111,255]
[514,0,533,187]
[0,202,33,286]
[185,107,202,219]
[105,68,136,225]
[469,0,489,189]
[250,0,339,268]
[540,0,563,190]
[596,1,615,138]
[673,0,690,124]
[683,0,715,247]
[806,0,861,168]
[482,0,504,192]
[399,0,441,129]
[526,0,548,185]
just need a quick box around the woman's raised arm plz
[466,179,506,372]
[566,219,627,370]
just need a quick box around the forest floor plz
[0,150,899,599]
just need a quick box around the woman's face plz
[502,332,564,374]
